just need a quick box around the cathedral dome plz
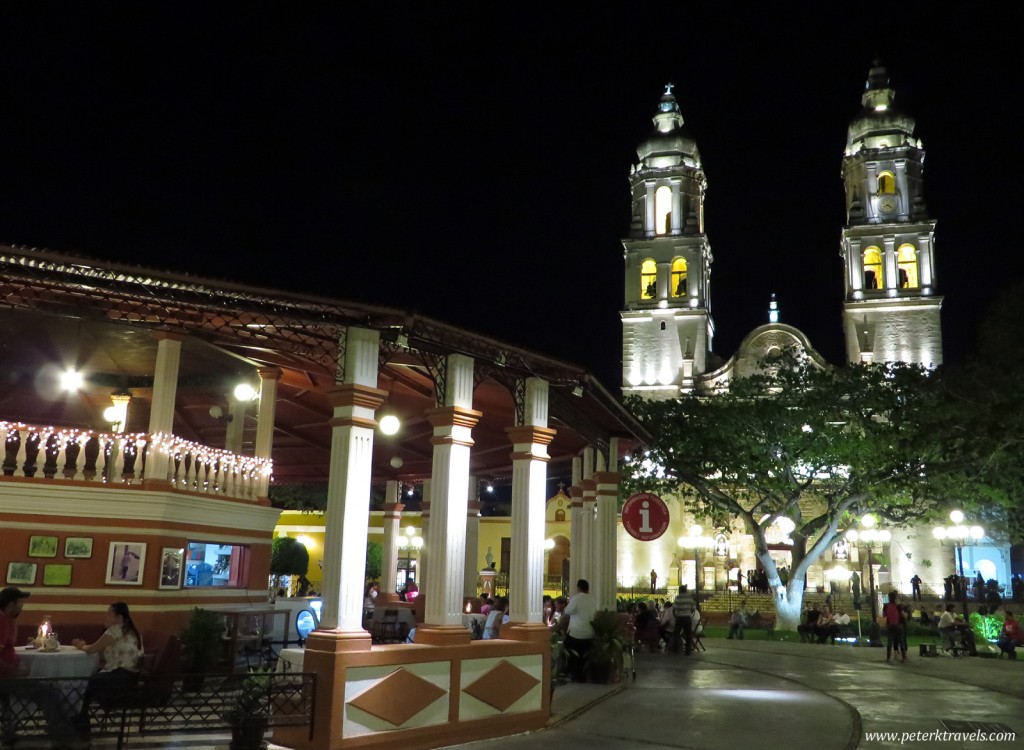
[636,85,700,169]
[846,62,918,154]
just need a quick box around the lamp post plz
[932,510,984,621]
[678,525,714,607]
[845,514,890,622]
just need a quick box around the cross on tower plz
[664,82,675,95]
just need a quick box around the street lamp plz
[932,510,985,620]
[845,514,891,621]
[678,525,715,607]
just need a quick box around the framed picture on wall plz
[158,547,185,590]
[64,537,93,559]
[43,564,72,586]
[105,542,147,585]
[28,536,58,558]
[6,562,37,585]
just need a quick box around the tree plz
[365,541,383,582]
[627,352,951,630]
[270,536,309,588]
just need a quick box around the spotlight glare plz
[60,369,84,392]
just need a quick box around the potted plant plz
[226,668,272,750]
[584,610,625,683]
[180,607,225,691]
[269,537,309,600]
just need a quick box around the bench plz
[745,613,775,638]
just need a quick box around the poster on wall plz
[6,562,37,585]
[106,542,147,585]
[159,547,185,589]
[28,536,58,558]
[43,564,72,586]
[64,537,94,559]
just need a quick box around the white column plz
[670,180,682,234]
[225,398,246,453]
[144,332,183,485]
[254,367,281,498]
[595,439,620,612]
[579,447,596,587]
[318,327,383,634]
[568,456,583,584]
[918,234,934,288]
[380,481,404,602]
[894,160,909,220]
[656,261,670,301]
[644,181,656,237]
[508,378,556,627]
[419,481,430,592]
[419,354,480,643]
[464,479,481,600]
[883,236,897,291]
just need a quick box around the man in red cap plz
[0,586,82,747]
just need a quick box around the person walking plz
[882,591,907,662]
[562,579,596,681]
[671,586,696,655]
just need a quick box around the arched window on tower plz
[897,244,918,288]
[655,186,672,235]
[877,171,896,194]
[863,247,883,290]
[555,509,565,522]
[641,259,657,300]
[671,258,688,297]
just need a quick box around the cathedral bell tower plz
[840,63,943,366]
[621,85,713,398]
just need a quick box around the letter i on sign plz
[639,501,653,533]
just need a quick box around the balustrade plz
[0,422,271,501]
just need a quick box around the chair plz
[374,610,404,644]
[691,617,707,653]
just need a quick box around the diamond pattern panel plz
[463,659,539,712]
[348,667,447,726]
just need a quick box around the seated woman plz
[482,597,507,640]
[997,611,1023,660]
[71,602,144,736]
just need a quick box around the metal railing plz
[0,671,314,749]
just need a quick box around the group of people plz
[797,599,853,645]
[0,586,143,748]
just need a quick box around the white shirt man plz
[562,579,597,681]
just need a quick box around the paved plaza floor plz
[449,638,1024,750]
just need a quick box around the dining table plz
[16,645,99,678]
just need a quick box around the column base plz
[413,624,471,646]
[306,628,373,655]
[502,622,551,645]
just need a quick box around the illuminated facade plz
[840,63,943,367]
[623,64,943,399]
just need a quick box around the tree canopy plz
[269,536,309,578]
[626,352,958,628]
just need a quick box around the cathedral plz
[621,62,942,397]
[617,63,1010,595]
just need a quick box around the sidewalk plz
[447,637,1024,749]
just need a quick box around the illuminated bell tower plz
[840,63,942,366]
[621,85,713,398]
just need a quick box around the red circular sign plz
[621,492,670,541]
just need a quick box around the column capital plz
[468,500,482,514]
[383,502,405,517]
[581,478,597,493]
[257,367,283,381]
[594,471,620,484]
[326,383,387,410]
[152,330,186,343]
[425,405,483,430]
[505,425,557,446]
[568,486,583,499]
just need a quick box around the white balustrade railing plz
[0,422,272,502]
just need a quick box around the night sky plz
[0,7,1020,393]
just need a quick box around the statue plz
[485,546,494,568]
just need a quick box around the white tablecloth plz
[16,646,99,678]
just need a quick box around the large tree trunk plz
[756,550,805,630]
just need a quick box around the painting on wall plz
[105,542,147,585]
[64,537,94,559]
[6,562,37,585]
[158,547,185,590]
[43,564,72,586]
[28,536,58,558]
